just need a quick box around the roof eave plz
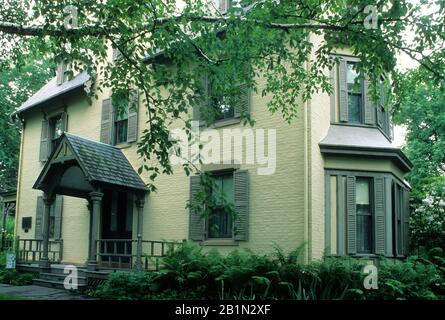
[319,144,413,173]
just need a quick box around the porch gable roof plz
[34,132,148,193]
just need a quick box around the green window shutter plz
[189,175,205,241]
[329,67,336,122]
[363,77,375,125]
[234,84,250,119]
[402,189,410,255]
[35,196,44,240]
[338,60,348,122]
[61,111,68,132]
[374,177,385,255]
[53,195,63,240]
[100,98,113,144]
[193,76,209,126]
[234,170,249,241]
[127,90,139,143]
[39,118,50,162]
[346,176,356,254]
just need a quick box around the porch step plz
[32,278,87,290]
[38,272,87,285]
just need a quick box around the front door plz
[100,190,133,267]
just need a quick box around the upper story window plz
[49,114,63,153]
[113,106,129,145]
[39,112,68,162]
[346,62,364,123]
[99,90,139,146]
[334,56,392,139]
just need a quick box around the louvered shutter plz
[35,196,44,240]
[364,76,376,125]
[402,189,410,255]
[127,90,139,143]
[234,84,250,119]
[189,175,205,241]
[193,76,209,126]
[234,170,249,241]
[100,98,113,144]
[53,195,63,240]
[61,111,68,132]
[338,60,348,122]
[39,118,50,162]
[219,0,230,12]
[374,177,385,255]
[346,176,356,254]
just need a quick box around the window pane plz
[357,215,373,253]
[356,179,370,205]
[114,119,128,144]
[356,178,372,253]
[347,63,363,123]
[214,98,235,121]
[208,174,234,239]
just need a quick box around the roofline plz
[319,144,413,173]
[12,73,91,118]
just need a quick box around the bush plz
[0,269,34,286]
[92,242,445,300]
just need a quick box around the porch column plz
[40,194,55,269]
[87,191,103,271]
[135,197,145,270]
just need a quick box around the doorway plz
[99,189,133,267]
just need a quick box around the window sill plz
[114,142,133,149]
[209,117,241,129]
[200,239,239,246]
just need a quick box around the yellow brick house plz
[11,30,411,285]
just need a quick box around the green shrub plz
[0,269,34,286]
[92,242,445,300]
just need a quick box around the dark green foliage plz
[0,269,34,286]
[92,243,445,300]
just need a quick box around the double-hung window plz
[356,178,373,253]
[208,173,234,239]
[113,106,129,145]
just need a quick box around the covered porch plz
[17,132,180,272]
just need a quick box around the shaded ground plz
[0,284,95,300]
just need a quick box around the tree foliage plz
[0,50,54,190]
[1,0,444,191]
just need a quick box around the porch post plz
[135,197,145,270]
[87,191,103,271]
[40,193,54,269]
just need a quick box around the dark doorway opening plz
[99,189,133,268]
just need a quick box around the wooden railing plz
[16,239,63,263]
[96,239,181,270]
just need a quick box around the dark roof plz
[319,124,413,172]
[13,71,91,117]
[64,133,148,191]
[34,133,148,192]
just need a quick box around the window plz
[113,106,128,145]
[356,178,373,253]
[346,62,363,123]
[325,171,409,257]
[49,114,63,153]
[212,96,235,121]
[208,173,234,239]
